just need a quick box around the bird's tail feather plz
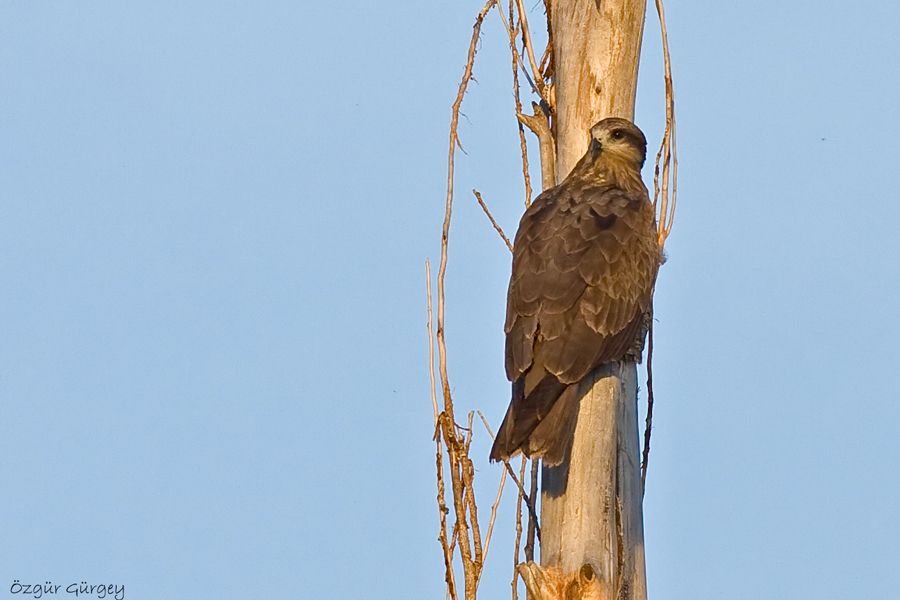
[523,384,579,466]
[489,375,575,466]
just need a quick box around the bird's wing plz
[505,184,659,384]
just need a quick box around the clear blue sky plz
[1,1,898,599]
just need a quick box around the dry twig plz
[524,459,539,562]
[540,0,553,81]
[496,4,544,101]
[482,458,508,568]
[513,0,548,104]
[426,260,439,425]
[512,457,527,600]
[517,103,556,191]
[441,0,499,393]
[641,316,655,493]
[462,412,485,583]
[435,419,459,600]
[427,260,458,600]
[644,0,678,495]
[652,0,678,247]
[435,2,498,598]
[473,190,514,252]
[500,1,534,207]
[477,412,541,539]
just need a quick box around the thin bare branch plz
[512,456,527,600]
[652,0,678,247]
[450,522,459,554]
[540,0,553,81]
[468,465,483,575]
[436,0,497,600]
[495,1,543,101]
[441,417,476,598]
[477,412,541,539]
[524,459,539,562]
[641,315,655,493]
[482,459,508,569]
[645,0,677,501]
[428,259,457,600]
[435,416,458,600]
[426,260,439,425]
[464,413,485,584]
[438,5,498,597]
[513,0,548,103]
[473,189,514,252]
[517,102,557,190]
[440,0,496,413]
[538,42,552,80]
[500,0,535,207]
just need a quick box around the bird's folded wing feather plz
[505,184,658,385]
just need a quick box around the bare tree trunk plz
[539,1,648,598]
[551,0,646,171]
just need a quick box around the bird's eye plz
[611,130,624,140]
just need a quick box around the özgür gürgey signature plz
[9,581,124,600]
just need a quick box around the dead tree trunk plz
[535,1,649,599]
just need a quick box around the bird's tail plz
[489,375,578,466]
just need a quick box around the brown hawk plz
[490,117,662,466]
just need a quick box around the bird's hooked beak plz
[590,138,602,156]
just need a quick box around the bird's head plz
[588,117,647,169]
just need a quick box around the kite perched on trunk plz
[490,117,662,466]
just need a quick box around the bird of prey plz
[490,117,661,466]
